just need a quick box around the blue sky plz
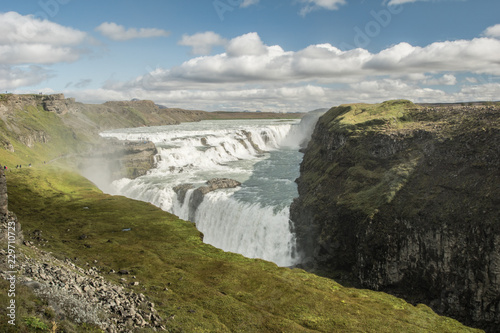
[1,0,499,111]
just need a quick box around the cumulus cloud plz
[0,11,88,65]
[240,0,260,8]
[95,22,170,41]
[483,24,500,38]
[86,31,500,111]
[424,74,457,86]
[299,0,347,16]
[385,0,425,5]
[385,0,464,5]
[455,82,500,102]
[0,65,54,90]
[126,34,500,89]
[0,11,86,45]
[178,31,227,55]
[0,12,91,89]
[364,39,500,75]
[226,32,269,57]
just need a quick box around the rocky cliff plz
[0,94,213,180]
[290,100,500,331]
[0,168,23,245]
[0,168,7,215]
[78,139,159,183]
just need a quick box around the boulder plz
[174,178,241,222]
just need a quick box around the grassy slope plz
[0,104,88,168]
[3,167,480,333]
[313,100,499,217]
[298,100,422,216]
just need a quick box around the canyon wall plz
[290,100,500,331]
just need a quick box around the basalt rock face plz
[0,169,7,215]
[0,169,23,245]
[290,100,500,331]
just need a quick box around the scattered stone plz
[0,246,165,332]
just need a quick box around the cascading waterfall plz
[99,118,316,267]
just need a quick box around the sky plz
[0,0,499,112]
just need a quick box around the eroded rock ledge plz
[174,178,241,221]
[78,139,159,181]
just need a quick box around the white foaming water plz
[99,119,311,266]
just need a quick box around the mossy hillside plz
[2,167,481,332]
[300,100,479,217]
[320,100,416,134]
[300,105,399,216]
[0,104,89,167]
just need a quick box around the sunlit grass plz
[1,167,481,332]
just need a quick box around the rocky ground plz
[0,240,166,332]
[1,167,165,332]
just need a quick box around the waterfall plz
[99,118,314,267]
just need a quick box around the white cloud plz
[299,0,347,16]
[178,32,227,55]
[0,11,86,46]
[386,0,465,6]
[86,32,500,111]
[68,79,463,112]
[455,82,500,102]
[424,74,457,86]
[240,0,260,8]
[483,24,500,38]
[95,22,170,41]
[386,0,425,5]
[349,78,448,101]
[0,65,54,90]
[0,12,88,65]
[226,32,269,57]
[0,12,91,90]
[134,35,500,88]
[364,39,500,75]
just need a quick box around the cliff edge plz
[290,100,500,331]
